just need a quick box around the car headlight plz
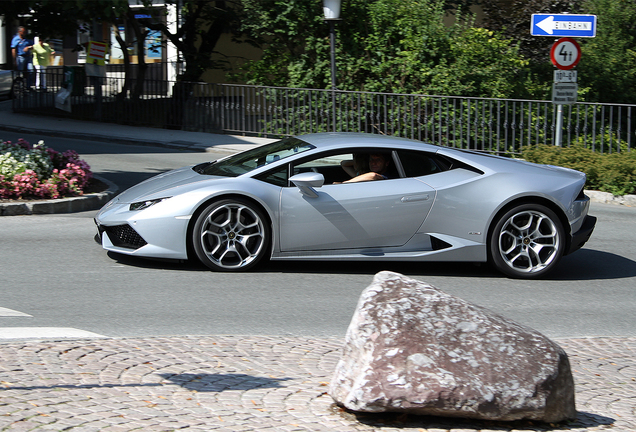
[129,197,171,211]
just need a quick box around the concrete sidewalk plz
[0,100,275,154]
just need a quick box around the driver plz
[340,153,391,183]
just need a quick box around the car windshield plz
[197,137,315,177]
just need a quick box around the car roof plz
[294,132,442,153]
[291,133,580,179]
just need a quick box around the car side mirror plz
[290,172,324,198]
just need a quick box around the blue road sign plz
[531,14,597,38]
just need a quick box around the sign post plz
[549,37,582,146]
[530,14,595,147]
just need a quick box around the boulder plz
[329,271,576,422]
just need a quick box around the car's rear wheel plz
[192,199,269,271]
[489,204,565,279]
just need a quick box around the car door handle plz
[401,194,430,203]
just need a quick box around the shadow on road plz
[106,247,635,280]
[160,373,292,392]
[547,249,636,281]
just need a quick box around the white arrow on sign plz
[536,16,593,35]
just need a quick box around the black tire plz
[489,204,565,279]
[192,199,269,271]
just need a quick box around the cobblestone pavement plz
[0,336,634,432]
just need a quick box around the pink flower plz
[17,139,32,150]
[1,138,93,199]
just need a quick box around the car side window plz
[395,149,443,177]
[254,165,288,187]
[292,149,408,184]
[292,153,354,184]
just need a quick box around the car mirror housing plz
[290,172,324,198]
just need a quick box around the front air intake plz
[103,224,148,249]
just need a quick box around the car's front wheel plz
[489,204,565,279]
[192,199,269,271]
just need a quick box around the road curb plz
[585,189,636,207]
[0,175,118,216]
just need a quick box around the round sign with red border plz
[550,37,581,70]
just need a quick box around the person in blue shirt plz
[11,26,34,88]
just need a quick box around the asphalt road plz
[1,133,635,341]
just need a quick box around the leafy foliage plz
[139,0,246,82]
[577,0,636,103]
[237,0,329,88]
[236,0,532,98]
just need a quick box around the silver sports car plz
[95,132,596,278]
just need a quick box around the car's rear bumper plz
[566,214,597,255]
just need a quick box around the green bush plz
[521,144,636,196]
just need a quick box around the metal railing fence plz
[12,69,635,155]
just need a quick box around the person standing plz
[32,38,55,90]
[11,26,34,88]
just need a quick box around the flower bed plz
[0,139,92,200]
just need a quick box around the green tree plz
[237,0,328,87]
[420,26,531,98]
[236,0,532,98]
[479,0,580,66]
[138,0,246,83]
[341,0,453,94]
[578,0,636,103]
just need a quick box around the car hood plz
[114,166,222,203]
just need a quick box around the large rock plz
[329,271,576,422]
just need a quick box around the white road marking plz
[0,327,107,340]
[0,307,32,317]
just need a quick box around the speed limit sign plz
[550,37,581,70]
